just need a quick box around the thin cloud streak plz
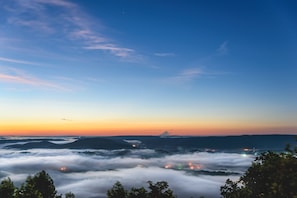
[181,68,204,77]
[0,57,43,66]
[163,67,229,85]
[70,30,107,44]
[6,0,136,59]
[84,44,134,58]
[34,0,76,8]
[8,17,54,34]
[61,118,72,122]
[217,41,229,55]
[0,67,68,91]
[0,73,66,91]
[166,68,204,84]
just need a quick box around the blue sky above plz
[0,0,296,135]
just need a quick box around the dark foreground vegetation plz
[107,181,175,198]
[220,143,297,198]
[0,170,74,198]
[1,143,296,198]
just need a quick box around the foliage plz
[221,143,297,198]
[107,181,176,198]
[128,187,147,198]
[65,192,75,198]
[16,180,43,198]
[16,170,57,198]
[0,177,16,198]
[0,170,74,198]
[107,181,128,198]
[147,181,175,198]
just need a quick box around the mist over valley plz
[0,135,295,198]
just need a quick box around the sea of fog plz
[0,137,256,198]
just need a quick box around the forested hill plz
[2,135,296,152]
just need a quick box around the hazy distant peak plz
[160,131,171,138]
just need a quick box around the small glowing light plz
[186,162,202,170]
[132,144,136,148]
[60,166,67,172]
[165,164,171,169]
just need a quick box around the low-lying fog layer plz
[0,146,254,198]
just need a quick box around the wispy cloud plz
[34,0,76,8]
[0,57,43,66]
[84,44,134,58]
[61,118,72,121]
[170,68,204,83]
[161,68,204,85]
[0,66,67,90]
[5,0,135,59]
[7,17,54,34]
[164,67,228,85]
[154,52,175,57]
[0,73,64,90]
[181,68,203,77]
[216,41,228,55]
[70,30,106,44]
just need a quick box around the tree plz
[107,181,127,198]
[221,144,297,198]
[147,181,175,198]
[0,177,16,198]
[107,181,175,198]
[65,192,75,198]
[0,171,73,198]
[16,179,43,198]
[128,187,147,198]
[16,170,57,198]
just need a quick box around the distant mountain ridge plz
[2,135,296,152]
[3,137,131,150]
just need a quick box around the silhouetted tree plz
[107,181,127,198]
[1,171,73,198]
[16,180,42,198]
[221,143,297,198]
[147,181,175,198]
[0,177,16,198]
[107,181,175,198]
[65,192,75,198]
[128,187,147,198]
[16,170,57,198]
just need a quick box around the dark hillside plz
[3,135,296,152]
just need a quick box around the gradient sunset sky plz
[0,0,296,136]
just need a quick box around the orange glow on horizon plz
[0,119,296,136]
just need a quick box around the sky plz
[0,0,296,136]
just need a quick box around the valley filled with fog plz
[0,135,294,198]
